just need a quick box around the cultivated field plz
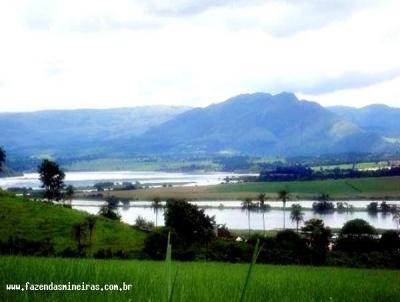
[1,256,399,302]
[86,176,400,201]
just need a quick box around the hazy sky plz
[1,0,400,112]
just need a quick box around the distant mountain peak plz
[0,92,397,159]
[274,91,298,100]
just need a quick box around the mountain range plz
[0,92,398,159]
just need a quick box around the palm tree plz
[242,198,254,236]
[278,190,289,229]
[258,193,267,236]
[290,204,304,233]
[393,210,400,230]
[85,215,97,256]
[72,222,87,256]
[65,185,74,206]
[152,197,162,227]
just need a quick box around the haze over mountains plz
[0,93,398,159]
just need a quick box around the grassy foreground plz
[1,256,400,302]
[92,176,400,201]
[0,191,146,256]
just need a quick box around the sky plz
[0,0,400,112]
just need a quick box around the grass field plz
[1,256,399,302]
[90,176,400,201]
[0,191,146,256]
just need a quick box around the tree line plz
[259,165,400,182]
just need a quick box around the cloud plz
[299,76,400,108]
[17,0,378,36]
[144,0,258,17]
[197,0,379,37]
[0,0,399,111]
[296,69,400,94]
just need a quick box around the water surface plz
[72,200,400,230]
[0,171,256,189]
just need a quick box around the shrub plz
[208,240,252,263]
[135,215,154,232]
[367,202,378,213]
[380,230,400,251]
[98,204,121,220]
[312,201,334,213]
[143,228,170,260]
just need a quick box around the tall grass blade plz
[165,232,177,302]
[239,239,261,302]
[169,268,179,302]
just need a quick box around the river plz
[0,171,256,189]
[1,171,399,230]
[71,200,400,230]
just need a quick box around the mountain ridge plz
[0,92,398,158]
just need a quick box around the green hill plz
[0,191,146,257]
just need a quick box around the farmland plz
[1,256,399,302]
[87,176,400,201]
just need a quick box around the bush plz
[312,201,334,213]
[135,216,154,232]
[143,228,169,260]
[143,228,198,261]
[380,230,400,251]
[249,231,310,265]
[367,202,378,213]
[0,236,54,256]
[208,240,252,263]
[327,251,400,269]
[98,205,121,220]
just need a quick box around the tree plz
[301,219,332,265]
[65,185,74,206]
[86,215,97,245]
[85,215,97,256]
[242,198,255,236]
[336,219,378,253]
[152,197,163,227]
[340,219,376,236]
[98,196,121,220]
[380,201,392,213]
[164,199,215,247]
[290,204,304,233]
[72,222,88,256]
[258,193,267,236]
[278,190,289,229]
[0,146,5,172]
[38,159,65,201]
